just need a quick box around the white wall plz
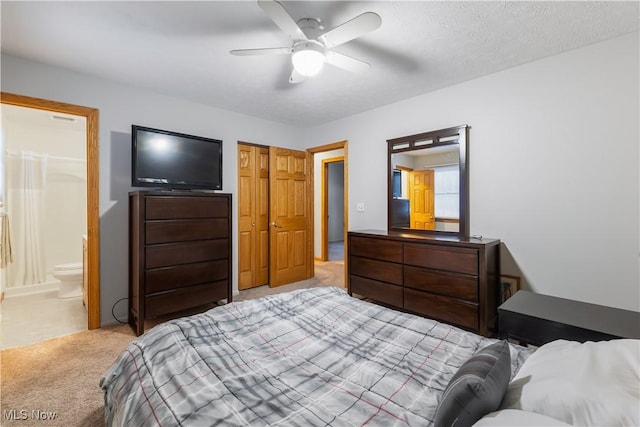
[305,33,640,311]
[1,54,305,325]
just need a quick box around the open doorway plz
[322,157,344,261]
[308,141,348,287]
[0,93,100,338]
[0,104,88,349]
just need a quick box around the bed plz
[100,287,639,427]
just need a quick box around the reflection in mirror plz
[387,125,468,236]
[391,145,460,232]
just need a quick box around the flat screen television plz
[131,125,222,190]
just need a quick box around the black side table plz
[498,290,640,346]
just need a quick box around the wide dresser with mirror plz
[348,124,501,336]
[348,230,500,337]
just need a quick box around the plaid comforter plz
[101,287,532,426]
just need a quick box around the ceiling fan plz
[230,0,382,83]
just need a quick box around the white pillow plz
[500,339,640,426]
[473,409,569,426]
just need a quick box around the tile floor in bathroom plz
[1,291,87,350]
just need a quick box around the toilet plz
[53,262,84,299]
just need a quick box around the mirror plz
[387,125,469,236]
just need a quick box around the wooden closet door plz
[238,144,269,290]
[255,147,269,285]
[268,147,312,287]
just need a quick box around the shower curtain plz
[6,151,48,287]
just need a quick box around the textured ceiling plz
[1,1,638,126]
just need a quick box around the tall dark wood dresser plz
[129,191,232,335]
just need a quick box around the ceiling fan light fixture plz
[232,1,382,83]
[292,41,325,77]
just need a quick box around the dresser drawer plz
[146,218,228,244]
[146,196,229,220]
[350,275,403,307]
[146,239,229,269]
[350,236,402,263]
[145,259,228,294]
[404,243,478,275]
[404,288,478,330]
[145,280,228,317]
[404,265,478,302]
[350,255,402,285]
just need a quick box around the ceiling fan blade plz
[230,47,291,56]
[325,51,370,73]
[258,0,307,41]
[319,12,381,49]
[289,68,306,84]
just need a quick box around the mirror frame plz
[387,124,469,237]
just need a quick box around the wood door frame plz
[307,141,348,285]
[1,92,100,330]
[320,156,344,262]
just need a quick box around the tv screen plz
[131,125,222,190]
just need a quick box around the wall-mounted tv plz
[131,125,222,190]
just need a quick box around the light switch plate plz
[356,202,365,212]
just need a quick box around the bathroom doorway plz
[0,93,100,348]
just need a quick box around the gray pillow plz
[434,340,511,427]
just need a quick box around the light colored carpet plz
[0,324,134,426]
[0,261,344,426]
